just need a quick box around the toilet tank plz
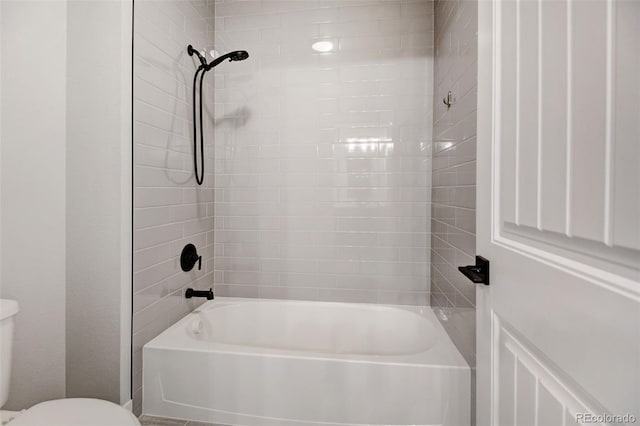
[0,299,19,408]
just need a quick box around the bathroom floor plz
[138,415,225,426]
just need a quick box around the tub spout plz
[185,288,214,300]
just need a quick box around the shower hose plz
[192,66,206,186]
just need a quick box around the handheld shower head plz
[229,50,249,61]
[205,50,249,71]
[187,46,250,186]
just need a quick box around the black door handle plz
[458,256,490,285]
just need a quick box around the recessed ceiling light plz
[312,41,334,53]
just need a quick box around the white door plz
[476,1,640,425]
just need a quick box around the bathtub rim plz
[144,297,469,369]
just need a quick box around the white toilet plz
[1,299,140,425]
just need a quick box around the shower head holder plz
[187,44,207,67]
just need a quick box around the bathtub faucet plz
[185,288,214,300]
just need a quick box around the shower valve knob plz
[180,243,202,272]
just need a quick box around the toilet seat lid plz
[9,398,140,426]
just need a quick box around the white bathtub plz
[143,298,469,426]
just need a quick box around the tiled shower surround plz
[132,0,215,415]
[430,0,477,421]
[213,0,435,304]
[431,0,477,365]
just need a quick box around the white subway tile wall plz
[213,0,434,304]
[430,0,477,417]
[133,0,215,415]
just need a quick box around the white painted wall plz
[0,0,132,409]
[65,0,132,406]
[0,0,68,410]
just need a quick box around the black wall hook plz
[180,243,202,272]
[458,256,490,285]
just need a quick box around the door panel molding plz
[478,1,640,425]
[490,0,639,298]
[492,313,609,426]
[502,223,639,286]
